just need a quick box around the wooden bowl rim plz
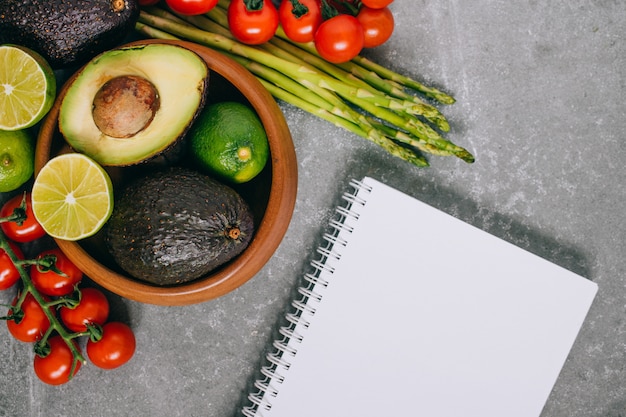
[34,39,298,306]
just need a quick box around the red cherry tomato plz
[279,0,322,43]
[165,0,218,15]
[33,335,81,385]
[30,248,83,297]
[356,5,394,48]
[361,0,393,8]
[87,322,136,370]
[0,241,23,290]
[228,0,279,45]
[60,287,110,333]
[0,193,46,243]
[7,293,51,343]
[314,14,364,63]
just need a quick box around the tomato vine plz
[0,229,86,381]
[0,194,135,384]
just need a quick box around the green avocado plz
[104,167,255,286]
[0,0,139,69]
[58,43,210,166]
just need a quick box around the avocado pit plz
[92,75,160,138]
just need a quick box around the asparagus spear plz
[264,80,430,167]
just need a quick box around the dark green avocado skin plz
[0,0,140,69]
[104,167,255,286]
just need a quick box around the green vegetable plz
[135,3,474,167]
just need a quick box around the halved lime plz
[31,153,114,241]
[0,44,56,131]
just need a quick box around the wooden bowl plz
[34,39,298,306]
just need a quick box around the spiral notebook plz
[242,176,598,417]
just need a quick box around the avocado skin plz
[0,0,140,69]
[104,167,255,286]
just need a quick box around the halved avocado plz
[58,43,210,166]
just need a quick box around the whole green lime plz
[188,101,269,184]
[0,129,34,192]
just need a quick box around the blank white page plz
[256,176,598,417]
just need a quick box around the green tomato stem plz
[0,193,28,226]
[287,0,309,18]
[319,0,340,20]
[243,0,265,12]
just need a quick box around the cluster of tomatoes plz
[280,0,395,63]
[139,0,395,63]
[0,193,136,385]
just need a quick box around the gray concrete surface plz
[1,1,624,416]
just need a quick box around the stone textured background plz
[0,1,624,416]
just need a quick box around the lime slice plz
[32,153,114,241]
[0,44,56,131]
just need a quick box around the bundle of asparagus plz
[135,1,474,167]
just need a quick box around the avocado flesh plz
[104,167,255,286]
[58,44,209,166]
[0,0,139,69]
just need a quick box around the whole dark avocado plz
[0,0,140,69]
[104,167,255,286]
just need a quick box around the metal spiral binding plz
[241,179,372,417]
[278,324,303,344]
[273,339,298,357]
[329,218,354,233]
[297,286,323,303]
[261,366,284,384]
[302,273,328,289]
[317,246,341,261]
[322,232,348,249]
